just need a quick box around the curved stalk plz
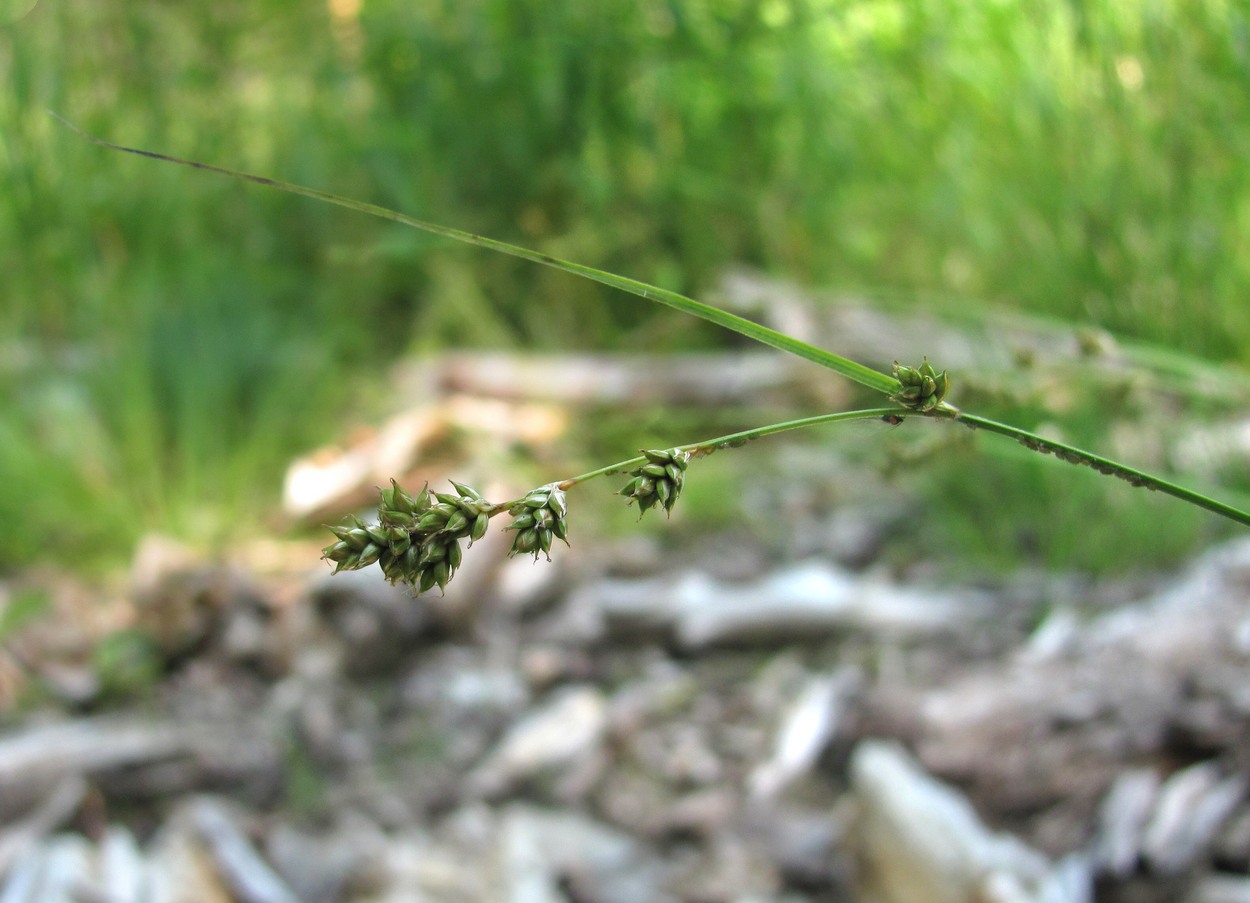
[554,407,902,490]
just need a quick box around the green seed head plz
[513,528,538,555]
[889,357,952,413]
[444,509,469,536]
[381,509,416,529]
[418,567,438,594]
[419,540,448,566]
[509,512,536,531]
[323,541,354,563]
[506,484,569,561]
[450,480,482,500]
[620,448,688,518]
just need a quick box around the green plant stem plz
[52,114,900,397]
[956,412,1250,527]
[58,115,1250,530]
[554,407,902,490]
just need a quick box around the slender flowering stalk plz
[322,409,909,592]
[555,408,906,489]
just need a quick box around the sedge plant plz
[56,114,1250,593]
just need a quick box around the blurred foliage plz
[2,0,1249,572]
[0,587,50,640]
[91,628,162,702]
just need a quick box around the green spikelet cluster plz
[620,448,689,517]
[322,479,491,593]
[505,485,570,561]
[889,358,952,413]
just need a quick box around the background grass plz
[3,0,1249,575]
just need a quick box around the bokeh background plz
[5,0,1250,577]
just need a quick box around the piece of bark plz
[96,826,147,903]
[849,740,1087,903]
[0,777,87,882]
[717,268,1118,376]
[13,833,92,903]
[583,562,986,650]
[427,350,845,406]
[186,798,300,903]
[1141,763,1246,876]
[857,538,1250,855]
[0,713,284,821]
[145,816,235,903]
[1092,769,1161,877]
[0,719,185,821]
[748,668,859,801]
[1189,874,1250,903]
[466,686,608,799]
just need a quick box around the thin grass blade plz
[51,113,898,397]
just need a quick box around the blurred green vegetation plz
[3,0,1249,574]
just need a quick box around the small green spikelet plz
[620,448,689,517]
[889,358,952,413]
[506,484,570,561]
